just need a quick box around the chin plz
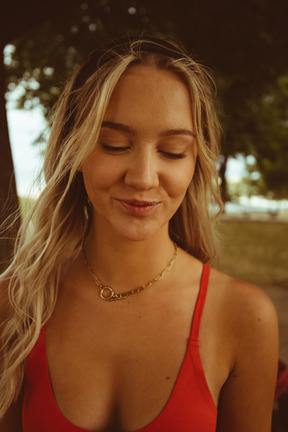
[115,229,157,243]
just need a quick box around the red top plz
[23,264,217,431]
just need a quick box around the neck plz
[83,226,176,292]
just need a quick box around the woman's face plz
[81,65,197,242]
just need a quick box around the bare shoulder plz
[209,269,279,432]
[209,268,278,338]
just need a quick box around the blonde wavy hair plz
[0,35,223,417]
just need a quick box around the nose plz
[124,148,159,190]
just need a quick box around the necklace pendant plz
[100,286,115,301]
[100,286,127,301]
[83,242,178,302]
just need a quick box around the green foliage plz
[215,220,288,285]
[227,157,270,201]
[247,76,288,199]
[4,0,288,196]
[227,76,288,200]
[5,0,153,117]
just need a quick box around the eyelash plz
[160,151,187,160]
[101,143,129,152]
[101,143,187,160]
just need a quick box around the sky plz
[7,108,47,197]
[7,107,246,198]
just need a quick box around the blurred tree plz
[4,0,153,117]
[242,76,288,199]
[0,48,20,270]
[2,0,288,222]
[0,0,81,271]
[228,159,267,203]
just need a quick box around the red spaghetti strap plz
[190,264,210,341]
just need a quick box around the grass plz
[19,196,36,217]
[215,219,288,286]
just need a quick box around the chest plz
[42,292,226,432]
[44,304,182,428]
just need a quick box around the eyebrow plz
[160,128,195,138]
[101,121,195,138]
[101,121,135,135]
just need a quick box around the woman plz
[0,36,278,432]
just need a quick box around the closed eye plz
[101,143,187,159]
[101,143,130,152]
[159,151,187,160]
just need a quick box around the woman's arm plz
[216,282,279,432]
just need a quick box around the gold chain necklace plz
[83,243,178,301]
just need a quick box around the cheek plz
[167,164,195,198]
[82,156,121,192]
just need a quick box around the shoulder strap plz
[190,264,210,341]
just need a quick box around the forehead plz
[103,65,193,130]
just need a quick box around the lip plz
[115,198,161,216]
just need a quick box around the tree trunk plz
[0,0,84,273]
[0,45,20,272]
[218,154,229,205]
